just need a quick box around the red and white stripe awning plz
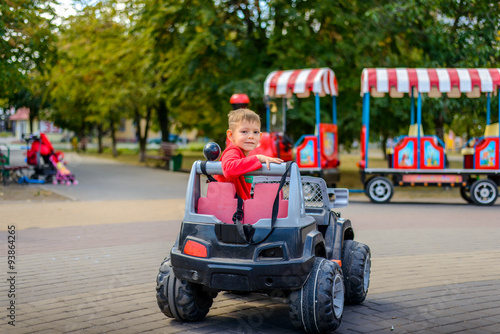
[264,68,338,98]
[361,68,500,98]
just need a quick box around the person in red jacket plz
[215,108,283,199]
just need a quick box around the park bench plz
[145,142,179,170]
[0,145,29,185]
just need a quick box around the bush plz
[0,132,13,138]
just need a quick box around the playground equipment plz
[359,68,500,205]
[229,93,250,110]
[262,67,341,186]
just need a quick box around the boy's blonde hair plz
[228,108,261,130]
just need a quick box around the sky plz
[53,0,77,18]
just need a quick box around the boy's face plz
[227,120,261,155]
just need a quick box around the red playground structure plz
[260,67,341,186]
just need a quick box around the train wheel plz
[365,176,393,203]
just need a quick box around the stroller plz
[25,133,78,185]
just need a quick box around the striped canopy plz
[264,68,338,98]
[361,68,500,98]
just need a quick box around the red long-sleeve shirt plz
[214,143,262,200]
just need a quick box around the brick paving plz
[1,206,500,334]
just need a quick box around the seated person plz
[215,108,283,200]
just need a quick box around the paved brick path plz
[1,200,499,334]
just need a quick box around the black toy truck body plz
[156,161,371,333]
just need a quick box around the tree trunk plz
[435,111,445,143]
[134,107,152,162]
[97,124,104,154]
[29,108,35,134]
[157,99,169,142]
[28,103,39,134]
[79,122,86,152]
[141,107,152,162]
[110,119,118,157]
[381,134,388,160]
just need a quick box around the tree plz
[0,0,58,132]
[49,1,158,158]
[39,0,500,156]
[139,0,277,144]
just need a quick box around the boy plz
[215,108,283,200]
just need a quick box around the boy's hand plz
[255,155,284,169]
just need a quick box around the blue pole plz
[411,89,415,125]
[363,93,370,169]
[332,96,337,124]
[266,100,270,133]
[486,92,491,125]
[417,93,422,169]
[315,93,321,168]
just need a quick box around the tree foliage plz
[3,0,500,154]
[48,1,158,156]
[0,0,58,131]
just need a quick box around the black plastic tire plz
[289,258,344,333]
[156,258,213,321]
[365,176,393,203]
[459,186,473,204]
[341,240,371,304]
[470,179,498,206]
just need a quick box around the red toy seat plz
[243,183,288,225]
[198,182,238,224]
[474,137,499,169]
[420,137,444,169]
[319,123,339,168]
[393,137,418,169]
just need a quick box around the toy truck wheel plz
[470,179,498,206]
[459,186,473,204]
[365,176,393,203]
[289,258,344,333]
[156,258,213,321]
[341,240,371,304]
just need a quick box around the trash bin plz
[461,147,474,169]
[169,154,183,171]
[386,148,393,168]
